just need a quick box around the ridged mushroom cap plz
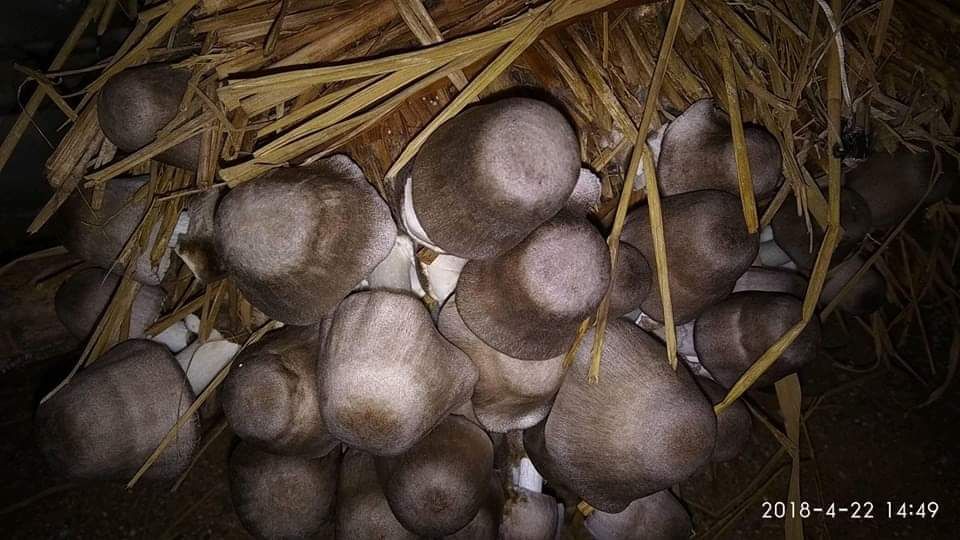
[35,339,199,481]
[214,156,396,324]
[54,267,164,339]
[336,449,419,540]
[584,490,692,540]
[523,320,716,513]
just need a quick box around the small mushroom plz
[35,339,199,481]
[54,267,164,340]
[584,490,693,540]
[221,324,337,457]
[438,296,566,433]
[656,99,782,199]
[98,64,200,170]
[565,167,603,216]
[336,449,419,539]
[175,189,226,283]
[456,212,611,360]
[498,488,560,540]
[696,377,752,462]
[318,291,477,456]
[228,441,339,540]
[445,476,504,540]
[524,320,716,512]
[214,156,396,324]
[695,291,821,388]
[375,415,495,537]
[771,188,872,272]
[608,242,653,317]
[399,97,580,258]
[819,254,886,315]
[733,266,808,299]
[621,190,759,323]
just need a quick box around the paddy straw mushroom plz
[733,266,808,299]
[98,64,200,171]
[819,254,887,316]
[228,441,340,540]
[584,489,693,540]
[35,339,199,481]
[771,188,872,272]
[524,319,716,512]
[456,212,611,360]
[336,449,418,540]
[498,488,560,540]
[318,290,477,456]
[375,415,495,537]
[175,189,225,284]
[54,267,164,340]
[398,97,580,258]
[445,476,504,540]
[214,155,396,325]
[696,377,752,463]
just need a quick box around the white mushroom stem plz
[402,176,445,253]
[419,253,467,305]
[366,233,419,294]
[511,457,544,494]
[758,240,793,267]
[150,320,192,354]
[176,314,241,393]
[625,311,714,380]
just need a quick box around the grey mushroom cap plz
[221,324,337,457]
[584,489,693,540]
[498,488,559,540]
[697,377,752,463]
[438,296,567,433]
[375,415,495,537]
[214,156,396,325]
[444,475,504,540]
[608,241,653,317]
[62,175,172,286]
[407,97,580,258]
[98,64,200,171]
[621,190,759,323]
[657,99,783,199]
[695,291,822,388]
[319,291,477,456]
[524,319,717,513]
[228,441,339,540]
[819,254,886,315]
[336,449,419,540]
[35,339,199,481]
[733,266,808,299]
[456,212,611,360]
[771,188,872,272]
[54,267,164,340]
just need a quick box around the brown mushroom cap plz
[621,190,759,323]
[498,488,559,540]
[733,266,808,299]
[697,377,752,462]
[54,267,164,340]
[214,156,396,325]
[524,320,716,513]
[228,441,339,540]
[405,97,580,258]
[608,242,653,317]
[819,254,886,315]
[438,297,566,433]
[375,415,495,537]
[98,64,200,170]
[444,475,504,540]
[319,291,477,456]
[771,188,872,272]
[657,99,783,199]
[35,339,199,481]
[221,324,337,457]
[695,291,821,388]
[336,449,419,540]
[457,212,611,360]
[584,489,692,540]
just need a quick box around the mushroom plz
[54,267,164,340]
[695,291,821,388]
[584,490,693,540]
[318,290,477,456]
[621,190,759,323]
[35,339,199,481]
[375,415,495,537]
[819,254,886,315]
[98,64,200,171]
[445,476,504,540]
[696,377,752,462]
[733,266,808,299]
[399,97,580,258]
[608,242,653,317]
[228,441,339,540]
[175,188,226,283]
[438,296,566,433]
[656,99,782,199]
[523,319,716,512]
[62,175,173,286]
[220,324,337,457]
[498,488,560,540]
[771,188,872,272]
[565,167,603,216]
[214,155,396,325]
[456,212,611,360]
[336,449,419,539]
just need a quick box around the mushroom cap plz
[565,168,602,216]
[819,254,886,315]
[657,99,782,199]
[457,212,610,360]
[695,291,821,388]
[696,377,752,462]
[771,188,872,272]
[523,320,716,513]
[62,175,172,286]
[621,190,759,323]
[336,449,419,540]
[54,267,164,340]
[407,97,580,258]
[35,339,199,481]
[584,489,692,540]
[608,242,652,317]
[375,415,495,537]
[214,156,396,325]
[733,266,808,299]
[228,441,339,540]
[98,64,200,170]
[444,475,504,540]
[319,291,477,456]
[438,297,566,433]
[221,324,337,457]
[498,488,559,540]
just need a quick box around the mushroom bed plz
[4,0,959,539]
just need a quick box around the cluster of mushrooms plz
[35,64,955,539]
